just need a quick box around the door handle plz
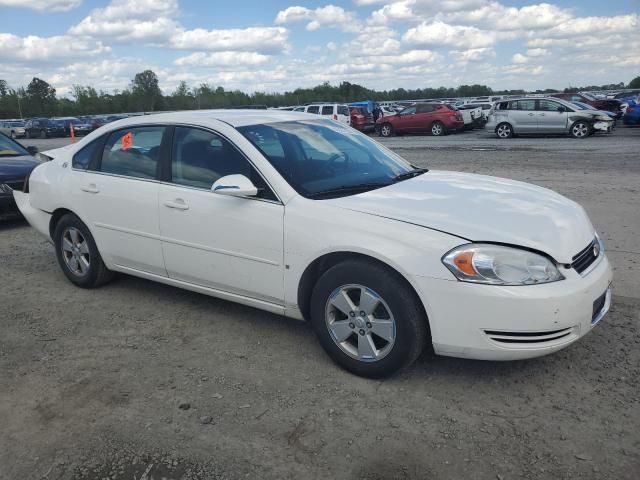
[539,113,546,116]
[81,184,99,194]
[528,113,534,116]
[164,199,189,210]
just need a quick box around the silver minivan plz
[486,97,613,139]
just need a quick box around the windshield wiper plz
[307,183,392,199]
[392,168,428,183]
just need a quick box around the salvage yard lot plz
[1,128,639,479]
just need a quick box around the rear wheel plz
[431,121,445,136]
[53,214,114,288]
[10,130,16,139]
[570,121,591,139]
[379,123,394,137]
[496,122,513,139]
[310,259,428,378]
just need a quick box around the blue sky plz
[1,0,638,97]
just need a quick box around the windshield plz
[238,120,414,199]
[0,134,30,157]
[572,102,592,110]
[581,93,596,101]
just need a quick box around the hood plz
[325,171,594,263]
[0,156,39,181]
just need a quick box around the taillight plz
[628,107,635,112]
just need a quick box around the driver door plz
[395,107,417,133]
[158,126,285,303]
[536,99,568,134]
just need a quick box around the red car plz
[376,103,464,137]
[551,93,623,118]
[349,106,375,132]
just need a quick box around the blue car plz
[622,100,640,126]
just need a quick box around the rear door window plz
[99,126,166,179]
[307,106,320,114]
[514,100,536,111]
[321,106,333,116]
[337,105,349,116]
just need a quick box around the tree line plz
[1,70,638,119]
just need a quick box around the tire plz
[310,259,428,378]
[496,122,513,139]
[10,130,16,139]
[431,121,445,136]
[379,123,394,137]
[53,213,114,288]
[570,121,591,139]
[40,130,46,139]
[25,130,31,139]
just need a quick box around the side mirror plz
[557,106,566,113]
[211,174,258,198]
[26,146,38,155]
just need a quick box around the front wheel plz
[496,122,514,138]
[10,131,16,139]
[310,259,428,378]
[53,214,115,288]
[379,123,394,137]
[570,121,591,139]
[431,121,445,136]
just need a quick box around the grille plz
[572,239,599,274]
[4,180,24,191]
[484,327,574,344]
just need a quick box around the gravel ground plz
[1,127,639,480]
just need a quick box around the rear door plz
[306,105,320,115]
[415,104,436,131]
[508,99,537,133]
[70,125,168,276]
[336,105,351,125]
[536,99,569,133]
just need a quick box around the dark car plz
[24,118,67,139]
[376,103,464,137]
[349,106,375,132]
[0,133,39,215]
[551,93,623,118]
[613,90,640,100]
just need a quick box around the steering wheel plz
[326,152,351,173]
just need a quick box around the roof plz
[106,109,320,129]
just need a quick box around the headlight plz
[442,244,564,285]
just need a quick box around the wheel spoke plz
[78,256,89,274]
[79,241,89,254]
[328,321,353,343]
[330,290,356,316]
[358,288,380,316]
[357,334,377,359]
[68,228,80,245]
[62,238,74,252]
[69,256,79,272]
[370,319,394,342]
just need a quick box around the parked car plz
[14,110,612,377]
[53,117,81,136]
[0,133,39,216]
[72,120,94,136]
[551,93,623,118]
[622,100,640,126]
[24,118,67,139]
[377,103,464,137]
[487,97,614,139]
[613,90,640,100]
[571,101,617,130]
[0,120,26,139]
[349,106,375,132]
[292,104,351,126]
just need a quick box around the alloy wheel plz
[572,122,589,138]
[497,124,512,138]
[432,123,443,136]
[61,227,90,276]
[381,124,392,137]
[325,284,396,362]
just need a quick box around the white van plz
[293,104,351,126]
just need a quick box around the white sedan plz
[14,110,612,378]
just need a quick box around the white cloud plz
[0,0,81,12]
[403,21,495,49]
[0,33,110,63]
[275,5,359,31]
[512,53,528,64]
[451,47,495,62]
[170,27,289,54]
[174,51,270,68]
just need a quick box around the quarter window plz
[337,106,349,116]
[100,126,165,179]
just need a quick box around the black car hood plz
[0,156,39,181]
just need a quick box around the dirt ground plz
[1,128,639,480]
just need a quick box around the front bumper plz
[412,253,613,360]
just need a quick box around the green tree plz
[629,76,640,89]
[131,70,162,111]
[25,77,57,115]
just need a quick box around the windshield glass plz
[238,120,414,199]
[581,93,596,101]
[572,102,592,110]
[0,134,30,157]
